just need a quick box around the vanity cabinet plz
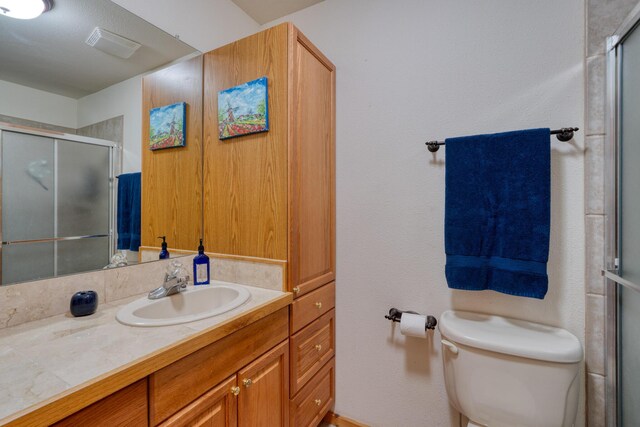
[160,340,288,427]
[52,379,148,427]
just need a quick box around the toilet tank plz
[439,311,583,427]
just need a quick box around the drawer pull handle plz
[314,399,322,406]
[315,344,322,351]
[293,287,300,294]
[231,386,240,396]
[315,302,322,309]
[243,378,253,387]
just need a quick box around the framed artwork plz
[218,77,269,140]
[149,102,186,150]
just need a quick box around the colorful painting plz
[218,77,269,140]
[149,102,186,150]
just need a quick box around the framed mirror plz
[0,0,200,285]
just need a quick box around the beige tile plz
[104,257,193,302]
[586,56,606,136]
[585,136,605,215]
[586,294,606,375]
[587,372,606,427]
[586,215,605,295]
[587,0,640,57]
[211,258,285,291]
[0,272,105,329]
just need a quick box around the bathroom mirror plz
[0,0,200,286]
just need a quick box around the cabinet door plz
[237,340,289,427]
[159,376,237,427]
[288,25,336,297]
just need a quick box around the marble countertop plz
[0,282,289,425]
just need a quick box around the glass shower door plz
[617,22,640,427]
[606,15,640,427]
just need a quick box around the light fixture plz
[0,0,52,20]
[85,27,141,59]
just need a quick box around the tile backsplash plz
[0,254,286,329]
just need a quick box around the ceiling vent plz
[85,27,141,59]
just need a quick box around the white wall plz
[77,75,143,173]
[266,1,586,426]
[0,80,77,128]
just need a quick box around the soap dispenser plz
[193,239,210,285]
[158,236,170,259]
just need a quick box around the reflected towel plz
[444,128,550,299]
[117,172,141,251]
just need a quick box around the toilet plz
[439,310,583,427]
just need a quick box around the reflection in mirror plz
[0,0,200,285]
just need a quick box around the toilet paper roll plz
[400,313,427,338]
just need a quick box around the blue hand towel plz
[445,128,550,299]
[117,172,141,251]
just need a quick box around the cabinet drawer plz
[149,307,289,425]
[290,309,335,396]
[290,282,335,334]
[289,357,335,427]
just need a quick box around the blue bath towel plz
[445,128,550,299]
[117,172,141,251]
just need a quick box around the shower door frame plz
[604,5,640,426]
[0,125,120,285]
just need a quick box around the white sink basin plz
[116,283,251,327]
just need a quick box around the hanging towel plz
[117,172,141,251]
[444,128,551,299]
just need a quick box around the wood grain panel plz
[52,379,147,427]
[237,340,289,427]
[203,23,289,260]
[149,307,289,425]
[159,375,237,427]
[323,412,370,427]
[290,282,335,334]
[142,55,203,250]
[290,309,335,396]
[288,25,336,295]
[289,357,334,427]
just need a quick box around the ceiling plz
[0,0,198,98]
[231,0,324,24]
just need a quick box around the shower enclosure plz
[0,127,117,285]
[604,7,640,426]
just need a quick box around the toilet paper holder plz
[385,308,438,330]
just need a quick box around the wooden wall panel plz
[141,55,203,250]
[288,27,336,293]
[203,23,289,260]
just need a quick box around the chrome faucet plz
[148,260,189,300]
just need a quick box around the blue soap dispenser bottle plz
[158,236,170,259]
[193,239,210,285]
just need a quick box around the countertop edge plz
[0,292,293,427]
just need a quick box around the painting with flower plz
[218,77,269,139]
[149,102,186,150]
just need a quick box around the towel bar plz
[425,127,579,152]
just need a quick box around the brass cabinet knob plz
[243,378,253,387]
[293,287,300,294]
[315,302,322,309]
[314,399,322,406]
[315,344,322,351]
[231,386,240,396]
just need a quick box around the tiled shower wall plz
[585,0,639,425]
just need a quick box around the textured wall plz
[0,80,78,129]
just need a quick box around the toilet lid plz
[439,310,583,363]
